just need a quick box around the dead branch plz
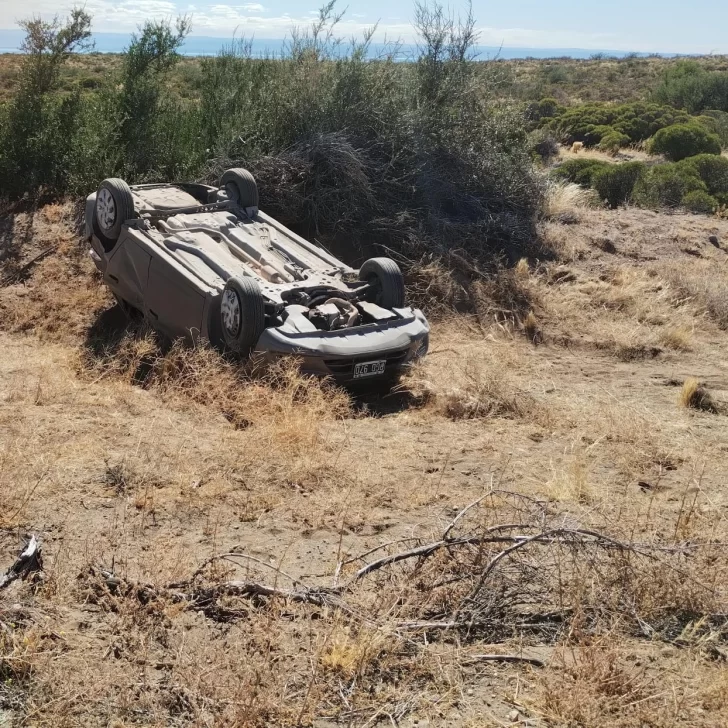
[1,245,58,285]
[0,535,42,590]
[348,526,646,585]
[464,654,545,668]
[348,525,532,584]
[169,552,302,588]
[92,566,353,621]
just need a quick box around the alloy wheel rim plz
[221,289,241,337]
[96,188,116,232]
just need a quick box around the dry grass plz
[661,259,728,330]
[679,377,717,413]
[541,179,594,224]
[403,322,539,422]
[534,638,728,728]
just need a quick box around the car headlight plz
[414,334,429,359]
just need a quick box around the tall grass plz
[0,2,543,274]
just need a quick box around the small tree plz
[0,9,93,196]
[119,17,192,178]
[414,0,478,111]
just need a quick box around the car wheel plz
[221,168,259,212]
[93,178,135,251]
[360,257,405,309]
[220,276,266,356]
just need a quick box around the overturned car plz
[85,169,429,384]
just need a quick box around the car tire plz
[360,257,405,309]
[93,178,135,251]
[221,168,259,211]
[219,276,266,356]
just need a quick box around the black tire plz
[360,257,405,309]
[219,276,266,356]
[93,178,135,251]
[221,168,259,211]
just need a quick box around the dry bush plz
[661,258,728,329]
[82,332,353,487]
[407,256,540,327]
[679,377,717,412]
[658,325,693,351]
[404,325,538,421]
[541,180,594,224]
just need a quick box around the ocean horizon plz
[0,29,678,60]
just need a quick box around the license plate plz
[353,360,386,379]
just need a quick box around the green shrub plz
[633,163,706,208]
[598,128,630,154]
[648,123,721,161]
[653,61,728,113]
[700,110,728,147]
[552,158,610,187]
[682,189,718,214]
[678,154,728,195]
[528,128,559,161]
[526,97,563,125]
[0,2,545,270]
[546,101,693,146]
[0,9,93,196]
[592,162,645,208]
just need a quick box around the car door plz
[145,252,206,340]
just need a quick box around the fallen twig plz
[170,552,302,588]
[0,535,42,589]
[1,245,58,286]
[464,654,545,668]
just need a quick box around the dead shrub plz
[405,340,536,421]
[541,179,594,224]
[679,377,717,412]
[661,259,728,329]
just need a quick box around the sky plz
[0,0,726,55]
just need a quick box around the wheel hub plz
[224,182,240,204]
[221,289,241,337]
[96,188,116,232]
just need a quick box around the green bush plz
[528,128,559,161]
[552,158,610,187]
[598,128,630,154]
[545,101,693,146]
[700,110,728,147]
[0,2,545,269]
[653,61,728,113]
[682,189,717,214]
[526,97,563,126]
[592,162,645,208]
[648,123,722,161]
[678,154,728,195]
[633,163,707,208]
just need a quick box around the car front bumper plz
[255,308,430,383]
